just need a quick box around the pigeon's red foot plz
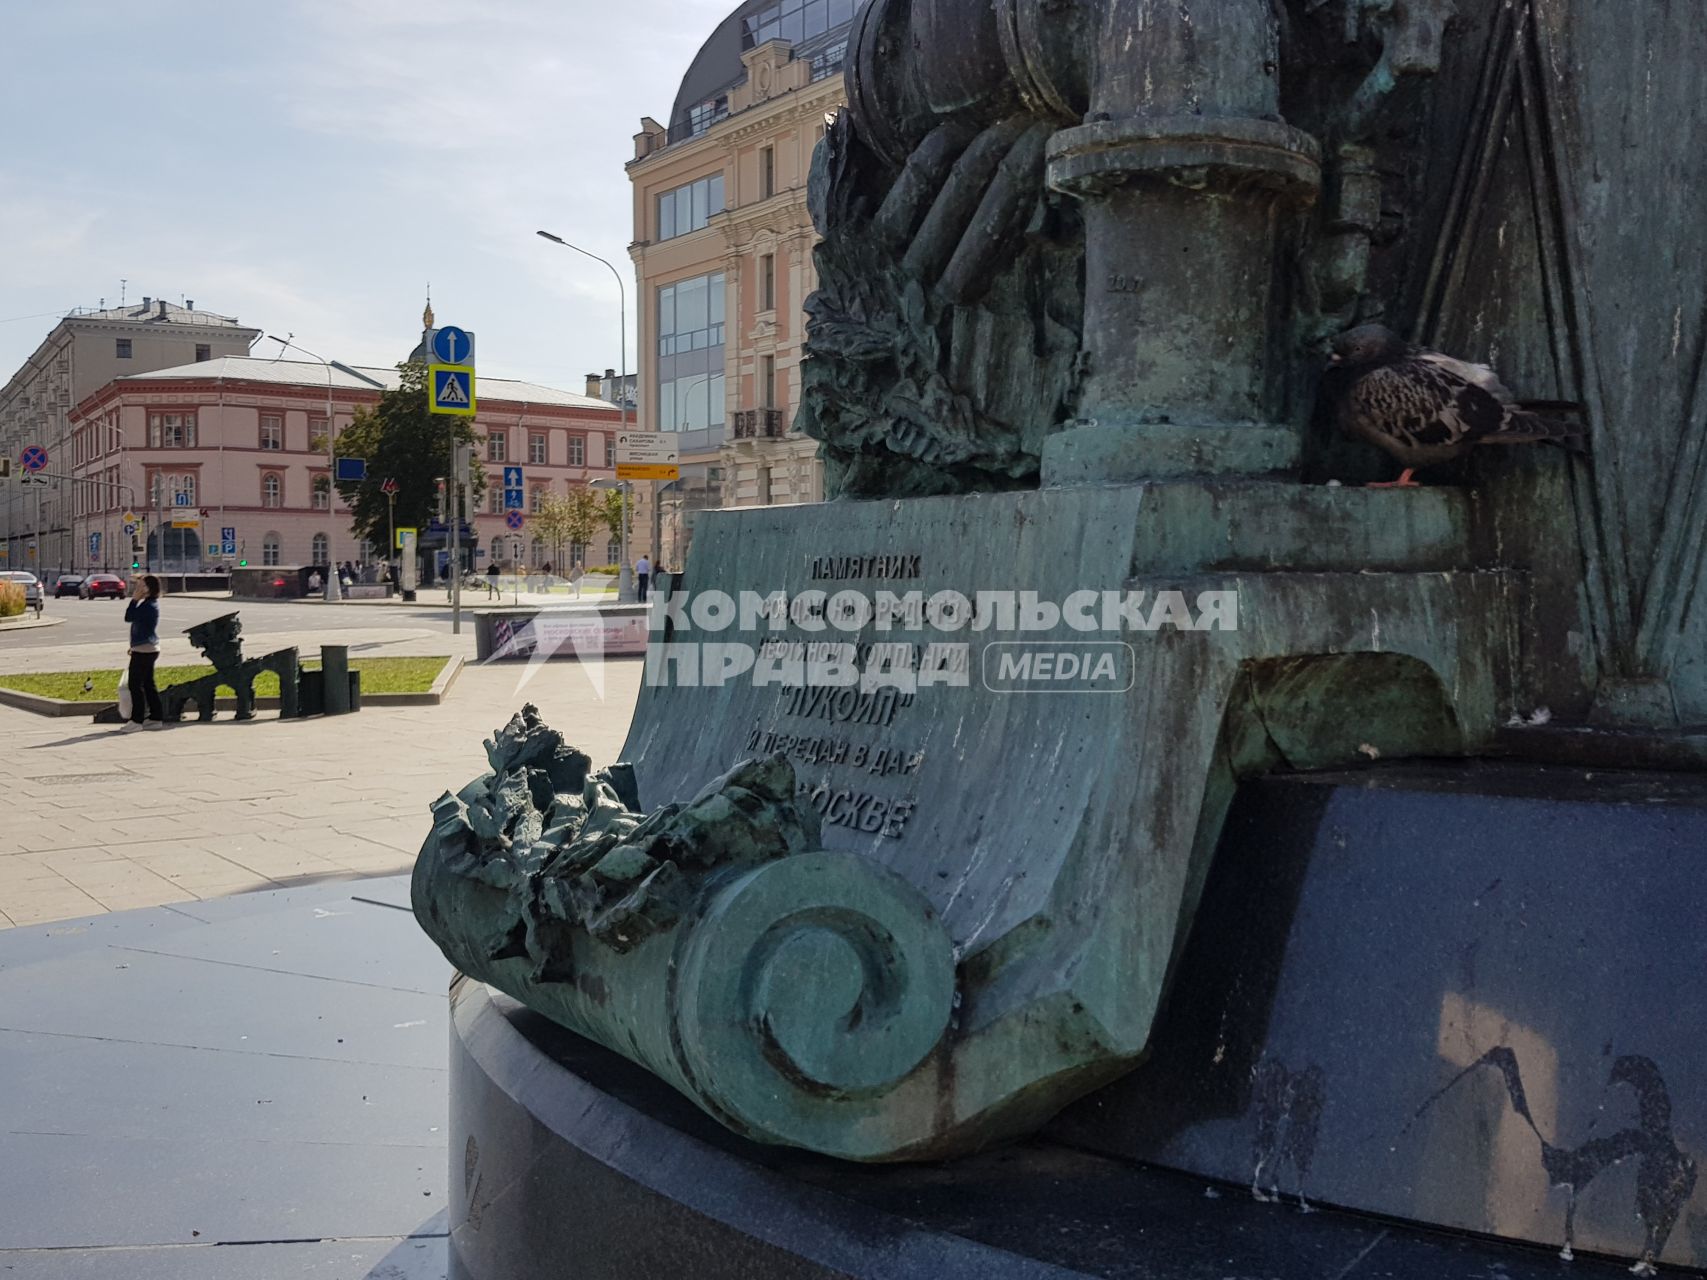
[1366,469,1420,489]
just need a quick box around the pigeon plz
[1326,324,1588,487]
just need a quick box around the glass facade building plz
[741,0,857,48]
[657,271,727,434]
[657,174,726,241]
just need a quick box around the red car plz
[80,573,128,599]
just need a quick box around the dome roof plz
[670,0,859,134]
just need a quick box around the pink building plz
[67,357,624,572]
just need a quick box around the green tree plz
[332,362,486,554]
[600,488,633,563]
[536,486,602,568]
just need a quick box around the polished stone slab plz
[0,876,449,1277]
[446,982,1639,1280]
[1048,762,1707,1271]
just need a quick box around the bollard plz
[275,649,301,719]
[322,645,350,715]
[347,670,362,713]
[299,669,325,717]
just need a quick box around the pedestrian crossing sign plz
[429,363,476,416]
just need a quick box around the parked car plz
[53,573,87,598]
[80,573,128,600]
[1,571,43,615]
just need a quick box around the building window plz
[311,533,329,564]
[761,355,777,408]
[148,412,196,448]
[759,146,775,200]
[530,432,547,464]
[760,254,776,312]
[312,476,330,510]
[116,338,132,359]
[656,272,727,434]
[487,433,506,463]
[568,435,585,467]
[741,0,856,48]
[656,174,725,242]
[308,415,329,449]
[607,541,619,565]
[262,533,282,566]
[676,96,729,141]
[531,538,545,566]
[260,414,282,450]
[195,344,211,362]
[488,488,503,515]
[811,40,848,81]
[529,485,546,513]
[262,473,281,508]
[604,436,616,467]
[169,473,196,507]
[758,464,773,505]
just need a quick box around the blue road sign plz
[222,541,237,556]
[20,444,47,472]
[88,532,101,557]
[335,457,367,482]
[431,326,474,366]
[503,489,525,510]
[503,466,523,489]
[221,526,236,542]
[505,509,525,531]
[429,364,476,415]
[174,492,190,506]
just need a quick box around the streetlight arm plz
[537,227,635,597]
[267,335,343,599]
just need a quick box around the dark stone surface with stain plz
[1049,762,1707,1270]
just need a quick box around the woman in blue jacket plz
[122,574,165,729]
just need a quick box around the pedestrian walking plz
[636,554,651,603]
[120,574,165,731]
[308,568,323,593]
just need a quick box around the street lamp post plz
[535,230,635,603]
[269,335,342,602]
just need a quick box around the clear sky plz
[0,0,735,387]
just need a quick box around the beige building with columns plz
[626,0,853,565]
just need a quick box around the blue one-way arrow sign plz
[430,326,474,366]
[503,466,523,489]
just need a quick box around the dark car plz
[53,573,87,598]
[80,573,127,600]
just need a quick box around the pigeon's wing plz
[1416,350,1515,403]
[1346,358,1508,451]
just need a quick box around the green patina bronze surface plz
[418,0,1707,1161]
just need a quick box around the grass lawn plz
[0,656,450,702]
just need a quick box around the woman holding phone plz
[121,574,165,730]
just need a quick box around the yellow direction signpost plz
[616,430,680,482]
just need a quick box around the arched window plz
[530,537,544,565]
[312,476,330,511]
[262,533,282,567]
[311,533,329,564]
[262,473,282,508]
[171,473,196,507]
[606,541,618,566]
